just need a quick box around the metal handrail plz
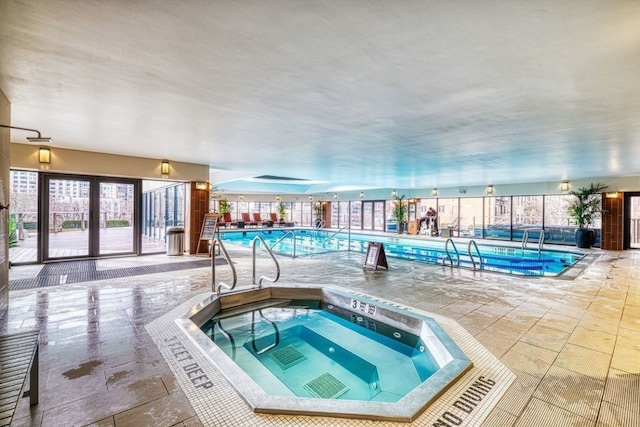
[212,238,237,295]
[251,310,280,355]
[321,226,346,246]
[521,228,544,258]
[444,238,460,266]
[252,236,281,287]
[468,239,483,271]
[270,230,297,258]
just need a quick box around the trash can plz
[167,226,184,256]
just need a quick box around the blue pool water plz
[200,301,440,402]
[219,229,584,276]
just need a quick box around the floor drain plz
[304,372,349,399]
[269,345,307,370]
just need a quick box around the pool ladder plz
[212,236,280,295]
[443,238,460,267]
[443,238,483,271]
[321,226,347,246]
[271,230,297,258]
[522,228,545,258]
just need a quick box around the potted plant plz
[218,199,231,214]
[277,202,287,221]
[392,194,406,234]
[567,182,608,248]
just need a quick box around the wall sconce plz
[432,188,438,196]
[486,185,494,195]
[391,189,397,198]
[276,195,281,201]
[195,182,210,190]
[161,160,170,175]
[333,193,338,200]
[606,192,620,199]
[309,195,313,201]
[561,181,569,192]
[239,194,244,200]
[360,191,364,199]
[38,147,51,164]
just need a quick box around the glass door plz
[99,182,135,255]
[42,174,140,261]
[362,202,373,230]
[44,176,91,259]
[626,194,640,249]
[373,201,385,231]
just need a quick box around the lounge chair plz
[241,212,257,227]
[219,212,237,228]
[252,212,267,227]
[269,212,286,227]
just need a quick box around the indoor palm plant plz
[392,194,406,234]
[277,202,287,221]
[567,182,608,248]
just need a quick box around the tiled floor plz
[2,243,639,426]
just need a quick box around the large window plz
[142,181,185,253]
[544,194,575,245]
[484,196,511,240]
[9,170,39,264]
[459,198,483,238]
[512,196,543,243]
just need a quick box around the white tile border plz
[146,287,515,426]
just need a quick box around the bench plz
[0,330,39,427]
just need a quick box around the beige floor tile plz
[533,365,604,421]
[515,397,593,427]
[596,401,640,426]
[520,324,571,352]
[459,309,501,331]
[113,390,197,427]
[535,312,580,334]
[602,369,640,413]
[619,313,640,331]
[105,358,169,390]
[554,343,611,380]
[11,410,43,427]
[547,304,587,320]
[496,369,541,417]
[615,327,640,351]
[39,377,169,427]
[500,342,557,379]
[480,408,517,427]
[577,315,620,335]
[567,326,616,354]
[610,344,640,374]
[83,416,115,427]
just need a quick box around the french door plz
[625,193,640,249]
[40,174,140,261]
[361,201,386,231]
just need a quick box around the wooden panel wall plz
[601,194,623,251]
[186,182,211,254]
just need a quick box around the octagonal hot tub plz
[176,285,472,422]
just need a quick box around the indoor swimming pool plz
[219,228,584,276]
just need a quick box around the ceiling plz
[1,1,640,195]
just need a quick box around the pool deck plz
[2,239,639,426]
